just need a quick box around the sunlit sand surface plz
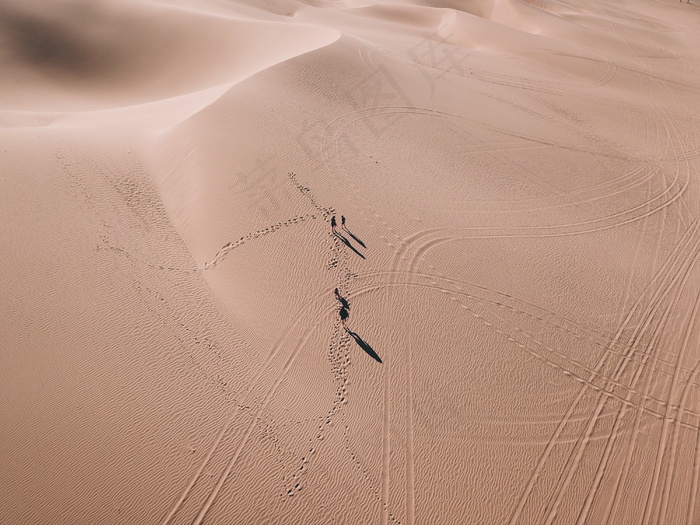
[2,0,700,523]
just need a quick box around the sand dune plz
[0,0,338,112]
[2,0,700,523]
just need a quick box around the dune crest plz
[0,0,339,112]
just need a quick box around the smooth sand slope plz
[2,0,700,523]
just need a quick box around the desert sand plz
[2,0,700,523]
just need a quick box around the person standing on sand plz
[334,288,350,311]
[331,216,337,230]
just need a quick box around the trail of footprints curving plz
[275,173,401,522]
[54,143,254,403]
[204,213,319,270]
[153,169,383,523]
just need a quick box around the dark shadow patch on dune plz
[333,232,366,259]
[342,226,366,249]
[340,217,366,248]
[0,7,112,77]
[344,327,382,363]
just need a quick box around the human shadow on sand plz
[334,231,366,259]
[341,216,366,249]
[344,327,382,363]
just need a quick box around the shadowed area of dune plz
[0,0,339,111]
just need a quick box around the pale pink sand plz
[2,0,700,523]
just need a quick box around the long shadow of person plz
[333,231,366,259]
[341,216,366,249]
[344,326,382,363]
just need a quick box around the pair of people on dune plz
[331,215,366,259]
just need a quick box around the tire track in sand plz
[320,56,697,523]
[687,387,700,524]
[508,217,700,525]
[541,198,697,524]
[557,20,700,523]
[541,215,700,525]
[163,176,336,524]
[348,277,700,427]
[324,94,688,524]
[656,296,700,525]
[600,232,700,525]
[183,173,392,524]
[324,107,691,240]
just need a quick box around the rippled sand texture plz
[2,0,700,523]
